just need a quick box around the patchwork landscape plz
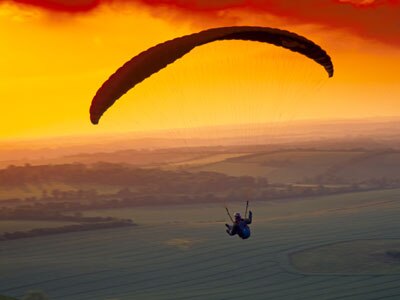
[1,131,400,299]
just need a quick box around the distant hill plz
[1,149,399,205]
[1,149,400,189]
[1,117,400,167]
[187,149,400,184]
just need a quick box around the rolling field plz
[188,150,400,183]
[0,183,123,201]
[334,152,400,182]
[291,239,400,275]
[162,153,249,170]
[1,189,400,299]
[189,150,364,182]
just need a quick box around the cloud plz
[2,0,400,45]
[1,0,99,12]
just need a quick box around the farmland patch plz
[290,239,400,274]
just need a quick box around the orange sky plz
[1,0,400,140]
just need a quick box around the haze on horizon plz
[0,116,399,168]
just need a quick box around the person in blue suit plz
[226,211,252,239]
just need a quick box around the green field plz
[0,296,18,300]
[291,239,400,275]
[1,189,400,299]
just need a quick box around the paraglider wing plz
[90,26,334,125]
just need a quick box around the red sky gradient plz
[3,0,400,45]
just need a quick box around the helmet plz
[234,212,241,219]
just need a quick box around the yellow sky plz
[1,3,400,140]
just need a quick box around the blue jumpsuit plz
[226,211,252,239]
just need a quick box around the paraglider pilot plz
[226,211,252,239]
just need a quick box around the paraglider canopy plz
[90,26,334,125]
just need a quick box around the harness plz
[237,220,251,239]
